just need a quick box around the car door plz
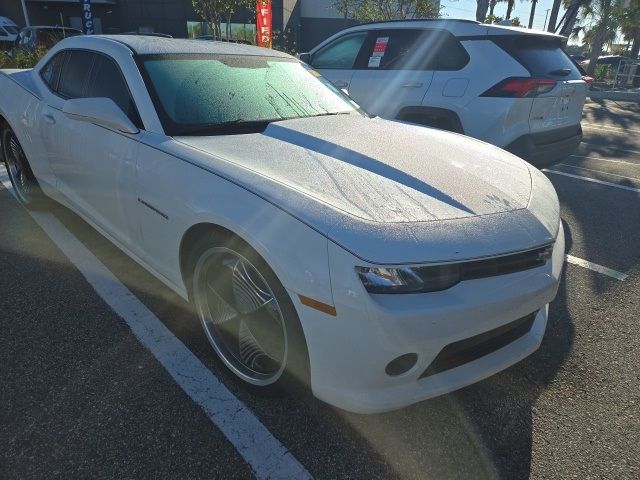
[309,31,368,92]
[37,50,68,188]
[347,29,435,119]
[48,50,143,249]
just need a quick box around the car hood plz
[174,115,558,264]
[177,115,532,223]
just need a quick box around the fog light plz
[385,353,418,376]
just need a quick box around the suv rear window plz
[498,36,581,79]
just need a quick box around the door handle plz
[333,80,348,88]
[401,82,424,88]
[43,113,56,124]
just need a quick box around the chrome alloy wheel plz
[3,130,33,204]
[193,247,288,386]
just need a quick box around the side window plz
[432,33,470,71]
[87,55,143,128]
[58,50,94,98]
[40,51,67,91]
[362,29,424,70]
[362,29,469,71]
[311,32,368,70]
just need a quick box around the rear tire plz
[186,231,310,395]
[1,124,46,209]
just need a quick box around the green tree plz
[617,0,640,57]
[192,0,253,40]
[332,0,441,21]
[579,0,620,75]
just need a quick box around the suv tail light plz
[481,77,557,98]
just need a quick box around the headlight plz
[355,265,461,294]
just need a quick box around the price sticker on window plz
[372,37,389,57]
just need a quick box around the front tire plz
[187,233,310,394]
[1,124,46,209]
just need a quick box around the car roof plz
[325,18,564,39]
[94,35,291,58]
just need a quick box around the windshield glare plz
[139,54,358,136]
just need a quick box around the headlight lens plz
[355,265,461,294]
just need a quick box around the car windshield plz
[138,54,360,136]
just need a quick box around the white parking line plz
[570,154,639,167]
[0,172,311,480]
[543,169,640,194]
[582,123,640,134]
[580,141,640,155]
[556,163,640,181]
[565,255,628,281]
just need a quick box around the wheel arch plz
[178,222,239,297]
[0,113,8,161]
[395,106,465,134]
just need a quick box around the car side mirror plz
[298,52,311,65]
[62,97,139,134]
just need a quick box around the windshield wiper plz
[175,119,274,136]
[548,68,572,76]
[311,112,353,117]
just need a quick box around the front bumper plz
[295,224,565,414]
[506,124,582,169]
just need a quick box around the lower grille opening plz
[420,312,537,379]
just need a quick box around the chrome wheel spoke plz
[229,258,274,314]
[195,248,288,385]
[238,319,280,374]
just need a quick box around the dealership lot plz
[1,99,638,479]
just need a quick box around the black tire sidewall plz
[1,125,45,209]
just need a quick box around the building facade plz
[0,1,437,52]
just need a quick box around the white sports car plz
[0,36,564,414]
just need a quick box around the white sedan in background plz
[0,36,564,414]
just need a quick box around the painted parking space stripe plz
[543,169,640,194]
[580,141,640,155]
[582,123,640,134]
[556,163,640,181]
[0,171,311,480]
[565,255,628,281]
[569,154,640,167]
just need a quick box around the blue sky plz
[440,0,562,31]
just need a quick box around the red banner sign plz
[256,0,272,48]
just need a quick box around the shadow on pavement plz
[0,186,578,479]
[584,99,640,130]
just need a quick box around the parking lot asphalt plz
[1,99,638,480]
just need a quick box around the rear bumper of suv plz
[505,124,582,169]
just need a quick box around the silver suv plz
[301,19,588,168]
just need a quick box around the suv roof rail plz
[351,18,481,28]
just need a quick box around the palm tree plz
[582,0,618,76]
[476,0,490,21]
[547,0,562,31]
[528,0,538,28]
